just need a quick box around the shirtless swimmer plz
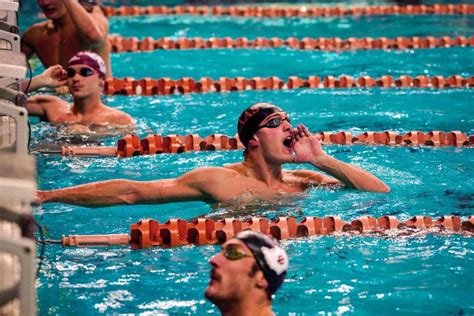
[35,102,389,206]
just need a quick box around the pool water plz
[20,0,474,314]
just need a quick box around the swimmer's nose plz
[209,253,218,266]
[71,74,81,82]
[209,252,224,267]
[283,121,292,132]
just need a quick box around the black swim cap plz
[237,103,284,148]
[236,230,288,295]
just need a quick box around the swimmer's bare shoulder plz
[179,165,249,201]
[182,165,244,185]
[103,107,134,126]
[21,21,50,56]
[26,95,69,118]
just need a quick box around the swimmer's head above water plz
[237,102,295,164]
[237,102,286,148]
[67,51,106,80]
[205,230,288,314]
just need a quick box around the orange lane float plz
[56,130,473,158]
[103,75,474,96]
[108,35,474,53]
[59,215,474,248]
[101,4,474,17]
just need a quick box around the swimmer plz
[25,51,134,128]
[21,0,112,78]
[205,230,288,316]
[35,102,389,206]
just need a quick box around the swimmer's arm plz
[310,155,390,193]
[20,27,36,58]
[26,96,63,117]
[293,124,390,193]
[290,170,341,186]
[63,0,108,46]
[21,65,67,93]
[36,173,211,206]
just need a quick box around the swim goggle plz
[221,244,253,261]
[67,67,96,78]
[256,116,291,131]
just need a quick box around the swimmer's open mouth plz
[43,6,56,14]
[283,136,293,148]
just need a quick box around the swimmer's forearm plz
[311,154,390,193]
[36,180,164,206]
[21,75,47,93]
[63,0,107,44]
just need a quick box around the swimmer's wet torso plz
[32,98,133,127]
[26,52,134,128]
[167,163,330,204]
[36,103,389,207]
[21,0,112,77]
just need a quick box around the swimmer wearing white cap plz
[206,230,288,316]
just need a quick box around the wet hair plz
[237,103,283,148]
[235,230,288,296]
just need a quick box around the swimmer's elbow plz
[87,33,106,46]
[352,182,390,193]
[82,26,107,45]
[117,193,140,205]
[374,183,390,193]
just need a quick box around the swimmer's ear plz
[99,79,105,88]
[248,138,258,148]
[255,271,268,291]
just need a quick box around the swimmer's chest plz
[209,173,306,202]
[35,24,90,66]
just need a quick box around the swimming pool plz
[22,0,474,314]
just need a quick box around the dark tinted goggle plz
[67,67,95,78]
[256,117,290,130]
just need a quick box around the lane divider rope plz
[102,4,474,18]
[58,215,474,248]
[104,75,474,96]
[109,35,474,53]
[39,131,473,158]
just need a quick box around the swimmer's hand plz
[292,124,326,164]
[39,65,68,88]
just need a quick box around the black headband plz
[237,105,283,147]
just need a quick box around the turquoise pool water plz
[110,15,474,39]
[21,0,474,314]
